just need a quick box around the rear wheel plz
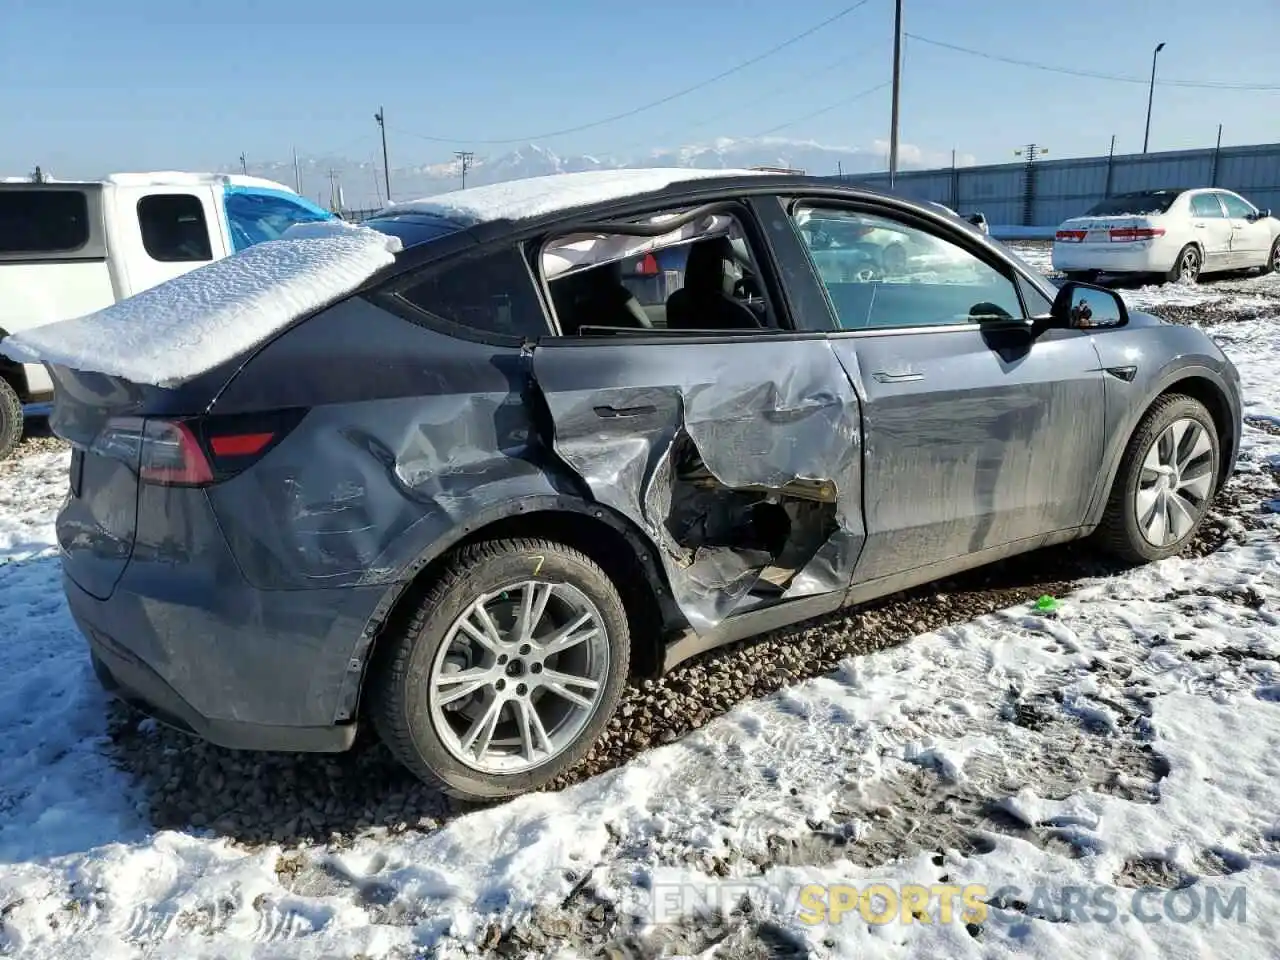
[1166,244,1202,284]
[0,378,22,461]
[1095,394,1220,563]
[1266,238,1280,274]
[370,538,630,801]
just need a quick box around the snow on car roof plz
[0,220,401,387]
[382,168,779,223]
[103,171,299,193]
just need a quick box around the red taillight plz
[1110,227,1166,242]
[91,410,303,486]
[139,420,214,486]
[1056,229,1087,243]
[209,432,275,457]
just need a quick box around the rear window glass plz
[0,190,90,254]
[1085,192,1179,216]
[138,194,212,262]
[398,245,548,339]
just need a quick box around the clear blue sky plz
[3,0,1277,177]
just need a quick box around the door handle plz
[593,404,657,419]
[1194,223,1206,228]
[871,371,924,384]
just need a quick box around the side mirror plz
[1051,281,1128,330]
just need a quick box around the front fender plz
[1083,338,1242,528]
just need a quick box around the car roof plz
[378,168,781,224]
[368,169,938,254]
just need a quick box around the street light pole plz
[1143,42,1165,154]
[888,0,903,187]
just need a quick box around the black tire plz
[370,537,630,801]
[0,378,22,461]
[1165,244,1202,284]
[1266,237,1280,275]
[1095,394,1220,563]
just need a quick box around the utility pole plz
[374,106,391,201]
[950,148,958,209]
[327,169,341,213]
[1143,41,1165,154]
[1210,123,1223,186]
[454,150,474,189]
[1104,134,1116,198]
[240,153,248,174]
[1013,144,1047,227]
[888,0,903,187]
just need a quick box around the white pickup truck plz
[0,172,334,458]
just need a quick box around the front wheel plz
[0,378,22,461]
[1266,237,1280,275]
[370,538,630,801]
[1095,394,1220,563]
[1166,244,1202,284]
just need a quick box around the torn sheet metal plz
[531,337,865,632]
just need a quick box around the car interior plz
[543,216,776,336]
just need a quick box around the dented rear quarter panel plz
[206,297,585,593]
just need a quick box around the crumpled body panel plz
[531,336,865,632]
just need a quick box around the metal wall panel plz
[823,142,1280,226]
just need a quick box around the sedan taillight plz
[1055,229,1087,243]
[1109,227,1166,242]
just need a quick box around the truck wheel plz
[1165,245,1201,284]
[0,378,22,461]
[371,538,630,801]
[1095,394,1220,563]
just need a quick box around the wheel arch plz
[1087,365,1239,530]
[338,495,684,725]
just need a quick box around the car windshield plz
[1085,192,1179,216]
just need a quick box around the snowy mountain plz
[253,137,971,210]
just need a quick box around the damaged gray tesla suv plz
[40,171,1241,800]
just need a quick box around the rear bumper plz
[64,565,382,753]
[1051,242,1174,274]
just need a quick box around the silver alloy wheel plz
[1135,417,1214,547]
[428,580,610,775]
[1179,247,1201,282]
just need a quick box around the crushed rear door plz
[530,334,866,632]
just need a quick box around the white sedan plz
[1052,188,1280,283]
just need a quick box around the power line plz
[906,34,1280,91]
[609,44,880,157]
[392,0,878,146]
[753,81,891,137]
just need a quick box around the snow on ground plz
[1,273,1278,958]
[0,221,401,388]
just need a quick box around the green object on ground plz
[1034,595,1059,613]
